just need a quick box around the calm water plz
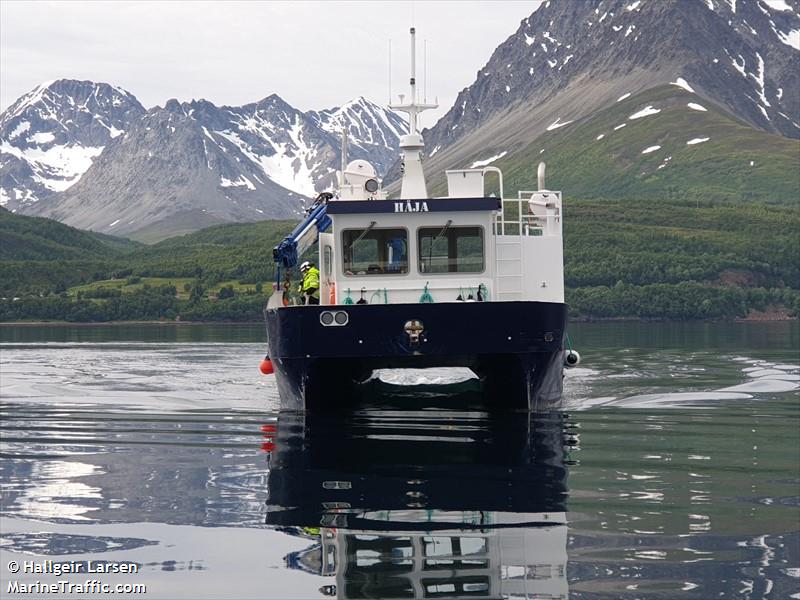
[0,322,798,599]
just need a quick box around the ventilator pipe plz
[537,162,546,191]
[564,349,581,368]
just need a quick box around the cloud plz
[0,0,541,126]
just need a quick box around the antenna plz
[340,128,348,186]
[424,39,427,104]
[389,26,439,199]
[388,39,392,105]
[389,27,438,135]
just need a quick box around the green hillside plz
[0,207,140,260]
[563,199,799,319]
[0,216,295,298]
[1,140,798,322]
[120,219,295,282]
[480,86,799,204]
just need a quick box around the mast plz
[389,27,438,199]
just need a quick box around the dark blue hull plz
[264,301,568,410]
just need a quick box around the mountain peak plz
[0,79,146,210]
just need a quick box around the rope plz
[419,282,434,303]
[566,332,573,351]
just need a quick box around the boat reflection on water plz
[263,394,573,599]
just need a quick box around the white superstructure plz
[309,27,564,309]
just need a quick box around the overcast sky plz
[1,1,541,127]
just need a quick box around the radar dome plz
[343,160,377,187]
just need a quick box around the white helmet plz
[299,261,311,272]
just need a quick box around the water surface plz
[1,322,797,599]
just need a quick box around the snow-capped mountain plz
[0,80,145,210]
[399,0,799,188]
[0,81,406,239]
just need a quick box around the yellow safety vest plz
[301,267,320,299]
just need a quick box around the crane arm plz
[272,193,333,269]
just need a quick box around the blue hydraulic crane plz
[272,193,333,273]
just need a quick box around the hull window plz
[342,227,408,276]
[419,226,484,273]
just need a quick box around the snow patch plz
[220,175,256,190]
[429,145,441,157]
[0,188,10,206]
[547,59,558,68]
[625,24,636,37]
[750,160,755,166]
[0,140,103,192]
[629,106,661,119]
[671,77,696,93]
[642,145,661,154]
[28,132,55,145]
[760,0,793,11]
[596,133,605,140]
[524,33,536,46]
[688,102,708,111]
[8,121,30,140]
[215,113,318,197]
[751,53,771,109]
[505,85,511,92]
[625,0,642,10]
[546,117,574,131]
[470,151,508,168]
[109,219,120,228]
[617,92,631,102]
[730,53,747,77]
[686,137,710,145]
[614,123,627,130]
[775,28,800,50]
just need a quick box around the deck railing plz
[494,191,561,237]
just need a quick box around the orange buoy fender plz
[259,357,274,375]
[329,282,336,305]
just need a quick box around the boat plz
[262,27,578,410]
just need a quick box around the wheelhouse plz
[315,168,564,307]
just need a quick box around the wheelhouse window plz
[342,227,408,276]
[418,225,484,273]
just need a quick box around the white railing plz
[494,191,561,237]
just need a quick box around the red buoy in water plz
[259,358,274,375]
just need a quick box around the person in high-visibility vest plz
[298,261,321,305]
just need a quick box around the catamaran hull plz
[264,301,567,411]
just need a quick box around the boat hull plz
[264,301,567,410]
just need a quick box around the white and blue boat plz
[263,28,577,410]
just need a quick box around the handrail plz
[494,193,561,237]
[482,166,504,200]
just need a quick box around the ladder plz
[495,236,524,300]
